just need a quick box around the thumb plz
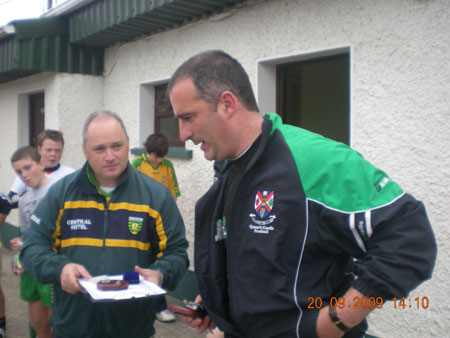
[75,265,92,279]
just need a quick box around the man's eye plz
[113,144,122,149]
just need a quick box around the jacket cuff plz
[299,308,320,338]
[351,278,390,299]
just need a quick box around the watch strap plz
[328,306,351,332]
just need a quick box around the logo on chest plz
[248,190,276,233]
[128,216,144,235]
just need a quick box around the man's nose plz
[104,148,115,160]
[178,121,192,142]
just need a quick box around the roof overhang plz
[0,0,245,83]
[0,17,103,84]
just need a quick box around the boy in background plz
[10,146,55,338]
[132,133,180,200]
[132,133,180,322]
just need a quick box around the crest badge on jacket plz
[248,190,277,231]
[128,216,144,234]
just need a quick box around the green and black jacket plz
[194,113,436,338]
[21,162,189,338]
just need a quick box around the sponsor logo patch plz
[375,176,390,192]
[67,219,91,230]
[128,216,143,235]
[31,214,40,225]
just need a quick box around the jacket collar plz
[75,161,132,197]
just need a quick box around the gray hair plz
[82,111,128,145]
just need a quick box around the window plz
[154,83,183,146]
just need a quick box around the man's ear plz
[218,91,236,118]
[82,145,88,160]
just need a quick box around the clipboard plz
[78,275,166,302]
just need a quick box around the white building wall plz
[102,0,449,337]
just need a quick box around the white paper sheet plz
[78,275,166,302]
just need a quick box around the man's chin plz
[203,152,216,162]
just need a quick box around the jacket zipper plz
[101,199,109,274]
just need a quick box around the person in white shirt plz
[6,129,75,206]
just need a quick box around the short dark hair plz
[144,133,169,158]
[11,146,41,164]
[37,129,64,148]
[168,50,259,112]
[82,111,128,145]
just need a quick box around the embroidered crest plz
[254,190,274,219]
[128,216,143,235]
[249,190,276,232]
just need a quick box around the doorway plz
[29,93,45,146]
[276,53,349,145]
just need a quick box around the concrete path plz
[1,247,206,338]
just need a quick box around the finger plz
[135,266,161,284]
[181,316,194,324]
[187,317,203,329]
[197,316,211,334]
[135,266,151,279]
[75,265,92,279]
[194,294,203,305]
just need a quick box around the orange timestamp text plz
[307,296,430,310]
[307,296,384,310]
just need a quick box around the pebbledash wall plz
[0,0,448,336]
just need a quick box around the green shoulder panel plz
[265,113,404,213]
[162,158,174,169]
[131,156,145,169]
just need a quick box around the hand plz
[316,288,373,338]
[0,192,12,206]
[316,307,345,338]
[181,295,215,334]
[207,327,224,338]
[60,263,92,294]
[10,237,22,254]
[134,266,162,285]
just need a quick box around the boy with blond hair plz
[10,146,55,338]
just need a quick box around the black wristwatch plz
[328,306,351,333]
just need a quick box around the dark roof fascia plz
[0,17,103,84]
[68,0,246,47]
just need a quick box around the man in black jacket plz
[168,50,436,338]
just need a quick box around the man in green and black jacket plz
[168,50,436,338]
[20,111,189,338]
